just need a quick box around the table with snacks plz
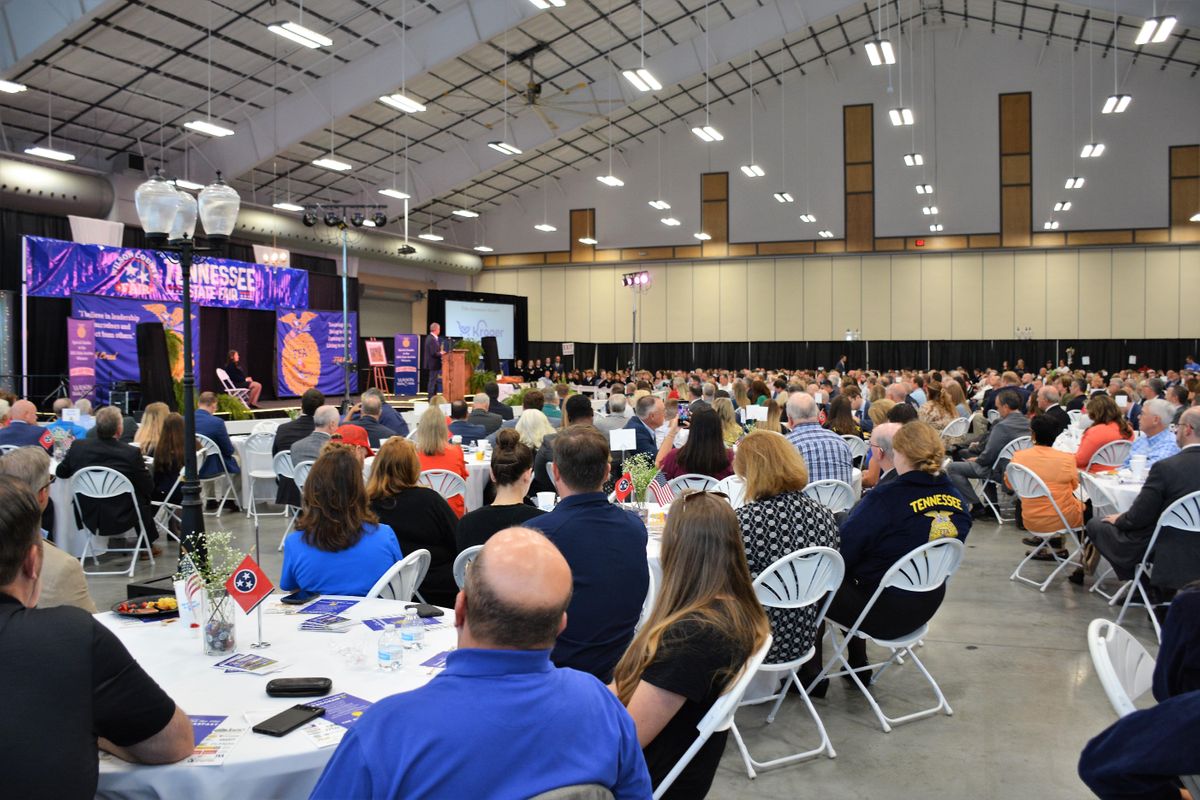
[1084,470,1145,516]
[96,596,456,799]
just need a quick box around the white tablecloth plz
[465,457,491,512]
[231,435,274,507]
[50,464,103,558]
[97,596,457,799]
[1086,473,1145,515]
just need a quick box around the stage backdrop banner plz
[72,295,199,394]
[276,309,358,397]
[24,236,308,311]
[67,318,96,401]
[394,333,419,396]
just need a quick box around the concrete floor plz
[85,510,1148,799]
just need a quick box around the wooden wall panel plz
[1182,247,1200,337]
[843,104,875,253]
[746,260,777,341]
[1077,250,1112,338]
[860,256,891,339]
[890,255,922,339]
[569,209,596,262]
[999,92,1032,248]
[1111,249,1146,338]
[517,269,542,341]
[540,267,566,342]
[638,265,667,343]
[718,261,748,341]
[921,256,953,340]
[1144,248,1180,339]
[803,257,833,340]
[1013,252,1047,336]
[587,266,616,343]
[700,172,729,258]
[1044,252,1079,339]
[563,269,590,343]
[830,257,862,339]
[664,262,694,343]
[774,259,804,340]
[951,253,984,340]
[1170,145,1200,243]
[982,252,1015,339]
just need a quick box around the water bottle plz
[377,623,404,671]
[400,609,425,650]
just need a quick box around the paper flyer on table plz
[190,716,227,746]
[213,653,288,675]
[420,650,452,669]
[361,616,444,632]
[299,599,359,615]
[302,719,346,749]
[185,723,247,766]
[308,693,373,728]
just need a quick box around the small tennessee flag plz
[224,554,275,614]
[615,472,634,502]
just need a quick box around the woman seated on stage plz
[280,445,401,597]
[456,428,543,552]
[611,492,769,799]
[655,408,734,481]
[134,401,169,454]
[415,406,469,518]
[367,438,459,607]
[1076,393,1135,472]
[223,349,261,408]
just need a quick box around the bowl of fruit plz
[112,596,180,619]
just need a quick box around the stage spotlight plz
[351,212,365,227]
[302,211,317,227]
[372,211,387,227]
[324,211,342,227]
[398,244,416,255]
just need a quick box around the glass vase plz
[202,588,236,656]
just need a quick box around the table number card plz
[745,405,769,421]
[609,428,637,452]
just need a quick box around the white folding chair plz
[665,473,719,499]
[418,469,467,504]
[939,416,969,440]
[546,461,556,487]
[279,458,313,550]
[1086,439,1133,472]
[987,409,1000,423]
[802,479,856,514]
[1114,490,1200,642]
[251,420,280,435]
[453,544,483,589]
[971,435,1032,524]
[196,433,240,515]
[730,547,845,776]
[636,563,659,632]
[1086,618,1155,718]
[714,475,747,509]
[362,456,375,483]
[1005,462,1084,592]
[367,548,431,602]
[841,435,868,467]
[652,634,773,800]
[150,469,183,546]
[244,432,283,520]
[1067,409,1083,424]
[0,444,20,454]
[810,538,965,732]
[215,368,250,408]
[70,466,155,577]
[1077,471,1126,602]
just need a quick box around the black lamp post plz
[134,169,240,558]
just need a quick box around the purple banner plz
[394,333,419,396]
[24,236,308,311]
[73,295,200,396]
[67,318,96,402]
[276,309,357,398]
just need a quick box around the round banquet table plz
[465,452,492,512]
[96,596,457,799]
[1084,471,1145,515]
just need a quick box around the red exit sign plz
[915,238,926,247]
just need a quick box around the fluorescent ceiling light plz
[622,68,662,92]
[915,184,933,195]
[596,174,624,187]
[1102,94,1131,114]
[691,125,723,142]
[660,217,680,226]
[534,223,557,232]
[528,0,566,8]
[1191,212,1200,222]
[268,21,333,49]
[922,205,939,215]
[1135,16,1176,45]
[312,156,352,171]
[418,232,444,241]
[865,39,896,66]
[184,119,234,137]
[1054,200,1072,212]
[578,237,598,245]
[24,146,74,162]
[903,152,924,167]
[474,244,494,252]
[929,223,944,232]
[379,93,427,114]
[452,209,479,218]
[818,230,834,239]
[1080,142,1105,159]
[693,232,711,241]
[1065,176,1085,190]
[799,213,816,223]
[649,199,671,210]
[773,192,794,203]
[739,164,765,178]
[379,188,411,200]
[0,80,27,93]
[488,141,522,155]
[272,201,305,212]
[174,179,205,191]
[1043,220,1060,230]
[889,107,914,126]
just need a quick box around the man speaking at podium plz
[425,322,447,397]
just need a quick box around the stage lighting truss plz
[299,204,389,230]
[621,270,652,292]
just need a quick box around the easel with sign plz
[365,339,390,395]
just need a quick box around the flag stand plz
[250,515,271,649]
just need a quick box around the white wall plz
[450,25,1199,253]
[474,245,1200,342]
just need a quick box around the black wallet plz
[266,677,333,698]
[406,602,445,618]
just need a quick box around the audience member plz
[946,389,1030,514]
[785,392,854,485]
[483,381,514,421]
[1166,384,1189,426]
[290,405,341,466]
[530,394,594,497]
[366,438,459,607]
[457,429,544,551]
[133,401,169,454]
[1076,394,1135,473]
[944,379,972,418]
[415,406,469,518]
[596,394,630,433]
[917,381,957,432]
[466,392,503,435]
[1007,413,1083,558]
[346,393,399,448]
[0,399,53,453]
[334,424,373,462]
[311,527,652,798]
[612,492,769,798]
[194,392,240,488]
[1124,398,1181,469]
[712,397,744,446]
[272,388,324,506]
[73,398,96,430]
[222,349,261,408]
[825,394,863,439]
[541,387,562,421]
[1035,386,1070,442]
[626,395,664,460]
[280,446,401,597]
[149,413,188,503]
[886,402,919,424]
[527,425,648,680]
[1065,379,1088,412]
[861,422,902,489]
[447,401,486,445]
[490,389,545,442]
[655,407,734,481]
[346,388,408,437]
[0,475,192,796]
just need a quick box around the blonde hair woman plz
[611,492,769,797]
[731,380,750,411]
[414,406,468,517]
[866,399,895,427]
[917,381,957,432]
[134,401,169,454]
[514,408,556,451]
[757,399,786,435]
[711,397,743,446]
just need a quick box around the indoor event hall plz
[0,0,1198,798]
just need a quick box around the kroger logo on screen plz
[455,320,504,340]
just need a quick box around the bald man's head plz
[10,400,36,425]
[457,527,572,650]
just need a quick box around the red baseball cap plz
[335,424,374,456]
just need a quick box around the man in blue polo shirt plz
[0,400,53,454]
[310,527,651,800]
[529,425,649,682]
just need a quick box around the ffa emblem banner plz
[276,309,358,397]
[394,333,420,396]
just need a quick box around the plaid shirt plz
[1125,428,1180,469]
[785,423,854,485]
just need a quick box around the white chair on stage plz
[841,435,868,467]
[730,547,844,777]
[196,433,241,515]
[418,469,467,506]
[1005,462,1084,592]
[70,466,155,578]
[1114,490,1200,642]
[215,368,250,409]
[801,479,856,514]
[808,538,965,732]
[665,473,719,499]
[367,549,431,602]
[453,544,483,590]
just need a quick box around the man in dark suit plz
[1035,386,1070,441]
[623,395,663,461]
[531,395,595,497]
[347,394,396,449]
[56,406,159,553]
[424,323,446,397]
[0,400,53,453]
[85,413,137,443]
[1087,407,1200,591]
[448,401,486,445]
[273,389,322,507]
[194,392,239,480]
[484,382,513,421]
[466,393,503,435]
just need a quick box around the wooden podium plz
[442,349,469,402]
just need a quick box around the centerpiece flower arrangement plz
[176,531,247,656]
[620,453,659,505]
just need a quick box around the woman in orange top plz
[1007,413,1084,535]
[414,405,469,517]
[1075,394,1134,473]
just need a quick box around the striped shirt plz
[785,423,854,485]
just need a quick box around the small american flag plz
[647,472,675,506]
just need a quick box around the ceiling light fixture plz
[1043,220,1060,230]
[597,175,624,187]
[773,192,794,203]
[0,80,26,93]
[889,107,914,126]
[691,125,723,142]
[474,244,494,252]
[528,0,566,8]
[452,209,479,218]
[418,210,443,241]
[24,146,75,162]
[649,200,671,210]
[272,201,305,212]
[1080,142,1105,158]
[578,236,598,245]
[865,39,896,66]
[740,164,765,178]
[488,141,522,156]
[1135,14,1176,46]
[1191,212,1200,222]
[534,223,557,232]
[818,230,834,239]
[693,232,711,241]
[692,0,722,144]
[661,217,680,226]
[313,156,352,171]
[379,188,411,200]
[267,4,332,50]
[1103,11,1131,114]
[915,184,933,194]
[534,171,556,232]
[799,213,816,223]
[922,205,939,215]
[184,119,234,137]
[1054,200,1072,212]
[1065,176,1085,189]
[739,57,765,179]
[904,152,924,167]
[175,179,205,191]
[929,223,944,232]
[622,3,660,92]
[24,65,73,162]
[379,93,426,114]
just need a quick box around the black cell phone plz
[405,602,445,618]
[252,704,326,737]
[281,590,320,605]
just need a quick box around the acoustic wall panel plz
[1183,247,1200,337]
[637,265,667,343]
[517,269,542,341]
[1144,248,1180,339]
[1044,252,1079,339]
[718,261,748,342]
[587,266,616,343]
[564,269,590,343]
[1077,250,1112,339]
[950,253,984,340]
[746,259,777,341]
[473,272,495,292]
[1013,252,1047,336]
[803,257,833,340]
[491,270,518,296]
[831,257,862,339]
[691,261,721,338]
[920,256,953,340]
[982,252,1015,339]
[664,262,694,343]
[774,259,804,340]
[540,267,566,342]
[1111,249,1146,338]
[860,256,892,339]
[890,255,922,339]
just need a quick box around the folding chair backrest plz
[879,538,965,594]
[802,479,856,513]
[418,469,467,501]
[997,435,1032,464]
[1078,471,1118,518]
[0,444,19,454]
[362,456,375,482]
[293,460,315,494]
[754,547,845,611]
[546,461,556,487]
[367,549,431,600]
[1088,439,1132,472]
[666,473,719,496]
[71,466,135,500]
[987,409,1000,423]
[1086,618,1155,717]
[195,433,223,465]
[940,416,969,438]
[1067,409,1083,423]
[1145,490,1200,556]
[244,432,275,456]
[251,420,280,435]
[273,450,295,479]
[453,544,483,589]
[215,368,237,393]
[841,435,868,464]
[714,475,747,509]
[1007,462,1078,532]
